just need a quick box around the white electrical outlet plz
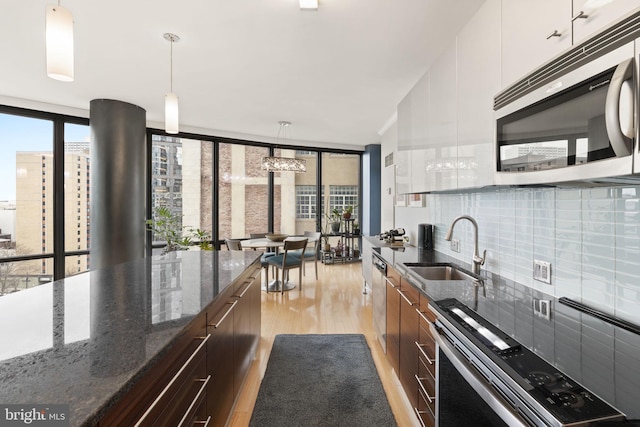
[450,238,460,253]
[533,260,551,284]
[533,299,551,320]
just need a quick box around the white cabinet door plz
[426,42,457,192]
[501,0,572,88]
[409,72,430,193]
[395,149,412,195]
[573,0,640,44]
[457,0,501,189]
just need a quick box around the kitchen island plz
[368,237,640,424]
[0,250,262,426]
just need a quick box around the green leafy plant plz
[189,228,214,251]
[146,207,191,254]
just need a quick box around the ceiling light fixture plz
[299,0,318,10]
[45,2,74,81]
[262,121,307,173]
[164,33,180,135]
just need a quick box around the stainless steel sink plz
[402,263,480,282]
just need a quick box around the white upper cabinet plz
[397,70,428,193]
[573,0,640,44]
[457,0,501,189]
[424,42,457,192]
[501,0,572,88]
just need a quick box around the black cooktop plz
[435,298,625,426]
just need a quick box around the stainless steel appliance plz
[372,252,387,352]
[495,39,637,186]
[432,298,625,427]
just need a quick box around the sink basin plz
[402,263,480,282]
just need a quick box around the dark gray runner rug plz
[249,334,397,427]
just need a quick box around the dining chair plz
[264,238,307,294]
[225,239,244,251]
[288,231,321,280]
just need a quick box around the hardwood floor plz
[228,261,420,427]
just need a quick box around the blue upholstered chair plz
[264,238,307,294]
[287,231,321,280]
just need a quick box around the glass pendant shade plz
[261,156,307,173]
[299,0,318,9]
[165,92,179,134]
[46,4,74,82]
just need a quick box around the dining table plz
[241,236,316,292]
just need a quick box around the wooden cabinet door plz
[207,296,236,427]
[398,282,420,409]
[457,0,500,189]
[232,272,260,397]
[501,0,572,88]
[573,0,640,44]
[385,270,401,374]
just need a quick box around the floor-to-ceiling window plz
[64,123,91,276]
[322,152,360,223]
[150,135,213,254]
[218,143,270,240]
[0,113,53,294]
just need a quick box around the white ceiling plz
[1,0,485,149]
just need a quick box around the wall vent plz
[385,152,394,167]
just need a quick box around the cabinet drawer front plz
[418,297,437,323]
[417,384,436,426]
[136,335,210,426]
[387,266,401,287]
[417,370,436,417]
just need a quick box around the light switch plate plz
[533,260,551,284]
[450,239,460,253]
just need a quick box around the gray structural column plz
[90,99,147,270]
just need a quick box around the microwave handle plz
[605,57,634,157]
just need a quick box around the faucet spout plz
[445,215,486,275]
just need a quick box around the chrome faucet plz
[445,215,486,275]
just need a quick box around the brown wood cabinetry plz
[100,261,261,427]
[207,264,262,427]
[415,293,438,427]
[385,264,439,427]
[100,318,210,427]
[398,282,420,410]
[385,267,401,374]
[386,266,420,410]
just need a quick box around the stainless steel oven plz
[495,40,636,185]
[431,299,625,427]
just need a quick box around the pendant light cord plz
[170,38,173,92]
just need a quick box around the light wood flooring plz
[228,261,420,427]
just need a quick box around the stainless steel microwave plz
[495,41,637,186]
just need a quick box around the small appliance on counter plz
[379,228,405,246]
[418,223,433,251]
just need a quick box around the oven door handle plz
[433,326,528,427]
[605,57,634,157]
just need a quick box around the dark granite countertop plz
[369,238,640,421]
[0,250,261,426]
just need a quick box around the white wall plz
[380,122,397,232]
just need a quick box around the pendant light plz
[261,121,307,173]
[45,2,74,81]
[164,33,180,134]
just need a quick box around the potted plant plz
[188,227,214,251]
[353,221,360,235]
[342,205,353,219]
[146,207,191,254]
[328,209,342,234]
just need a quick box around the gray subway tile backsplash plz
[415,185,640,326]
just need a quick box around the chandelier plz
[261,121,307,173]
